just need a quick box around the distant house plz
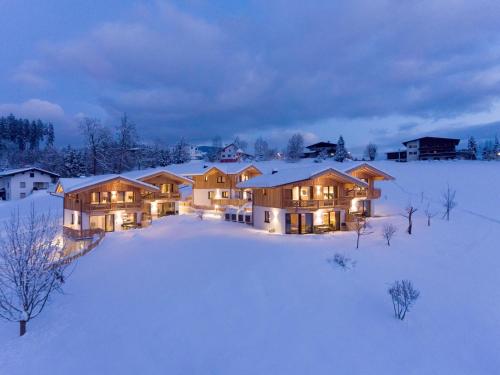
[218,144,252,162]
[188,145,204,160]
[386,150,407,162]
[387,137,460,161]
[303,141,337,158]
[0,167,59,200]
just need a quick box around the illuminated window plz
[116,192,125,203]
[217,176,225,183]
[222,191,229,198]
[91,192,100,204]
[100,192,109,203]
[125,191,134,202]
[208,191,215,199]
[323,186,336,200]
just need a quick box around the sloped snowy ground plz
[0,161,499,375]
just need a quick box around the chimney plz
[271,169,278,174]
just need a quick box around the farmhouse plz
[237,163,393,234]
[303,141,337,158]
[0,167,59,200]
[387,136,460,161]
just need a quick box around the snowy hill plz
[0,161,499,374]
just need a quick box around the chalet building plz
[387,137,460,161]
[57,175,159,238]
[0,167,59,200]
[386,150,407,162]
[187,164,262,210]
[303,141,337,158]
[122,169,193,219]
[218,144,252,163]
[237,164,393,234]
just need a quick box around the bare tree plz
[0,207,68,336]
[365,142,377,161]
[424,203,437,227]
[382,223,397,246]
[114,113,137,173]
[402,204,418,234]
[286,133,304,162]
[441,184,457,221]
[79,117,111,175]
[354,217,373,249]
[388,280,420,320]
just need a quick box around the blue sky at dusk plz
[1,0,500,150]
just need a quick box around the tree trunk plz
[19,320,26,336]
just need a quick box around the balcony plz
[345,189,381,199]
[211,198,251,207]
[142,192,181,201]
[283,198,350,209]
[86,202,143,211]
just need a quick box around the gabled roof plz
[121,168,193,185]
[237,167,368,189]
[0,167,60,178]
[57,174,159,194]
[306,141,337,150]
[171,162,261,176]
[344,163,395,181]
[402,136,460,146]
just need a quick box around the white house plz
[0,167,59,200]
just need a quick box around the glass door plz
[105,214,115,232]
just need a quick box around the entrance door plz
[105,214,115,232]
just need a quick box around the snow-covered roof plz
[57,174,159,193]
[168,162,261,176]
[344,163,395,180]
[121,167,193,184]
[0,167,60,178]
[237,167,368,188]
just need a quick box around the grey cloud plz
[16,0,500,141]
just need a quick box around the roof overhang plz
[136,170,193,185]
[344,163,395,181]
[66,176,160,194]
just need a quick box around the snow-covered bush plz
[388,280,420,320]
[328,253,356,270]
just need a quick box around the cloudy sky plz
[1,0,500,151]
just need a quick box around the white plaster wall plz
[253,206,287,234]
[63,209,89,230]
[193,188,230,207]
[5,171,54,200]
[406,140,420,161]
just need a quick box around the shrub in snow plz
[388,280,420,320]
[424,203,437,227]
[382,223,397,246]
[328,253,356,270]
[197,210,204,220]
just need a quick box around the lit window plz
[125,191,134,202]
[91,192,100,204]
[208,191,215,199]
[217,176,225,183]
[222,191,229,198]
[100,192,109,203]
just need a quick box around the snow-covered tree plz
[172,138,191,164]
[0,206,69,336]
[158,147,173,167]
[254,137,270,161]
[365,142,377,161]
[467,136,477,160]
[233,136,248,152]
[334,135,348,162]
[61,146,87,177]
[286,133,304,162]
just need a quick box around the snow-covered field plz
[0,161,499,375]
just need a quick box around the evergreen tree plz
[467,136,477,159]
[334,135,348,162]
[61,146,87,177]
[254,137,270,161]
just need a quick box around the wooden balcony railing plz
[211,198,251,207]
[63,226,105,240]
[85,202,143,211]
[142,192,181,201]
[368,188,381,199]
[345,188,381,199]
[283,198,350,209]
